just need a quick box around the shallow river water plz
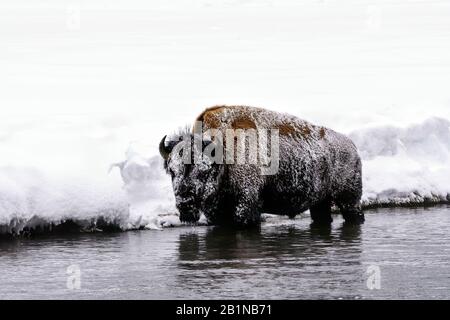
[0,205,449,299]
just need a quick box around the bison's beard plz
[179,210,201,223]
[177,199,202,223]
[175,165,225,224]
[178,193,219,224]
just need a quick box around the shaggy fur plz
[160,105,364,227]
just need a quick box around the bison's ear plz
[159,135,172,160]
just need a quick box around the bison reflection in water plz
[178,223,362,266]
[175,222,363,297]
[160,105,364,227]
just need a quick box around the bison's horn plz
[159,135,171,159]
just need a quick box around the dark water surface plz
[1,206,449,299]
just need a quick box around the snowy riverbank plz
[1,0,450,234]
[0,116,448,235]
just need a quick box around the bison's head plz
[159,132,224,223]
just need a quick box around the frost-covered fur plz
[161,105,364,226]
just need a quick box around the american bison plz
[159,105,364,227]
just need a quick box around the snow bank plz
[350,117,450,207]
[0,166,128,234]
[0,156,180,235]
[1,0,450,235]
[0,121,180,236]
[108,144,179,230]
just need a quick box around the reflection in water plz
[0,206,449,299]
[179,223,362,265]
[176,222,364,299]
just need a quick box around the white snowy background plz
[0,0,449,233]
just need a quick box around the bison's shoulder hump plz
[195,105,335,142]
[196,105,258,130]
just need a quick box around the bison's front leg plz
[233,198,261,227]
[227,166,264,227]
[335,186,365,224]
[231,188,262,227]
[310,199,333,225]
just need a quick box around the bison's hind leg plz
[310,199,333,225]
[339,203,365,224]
[334,172,365,224]
[336,193,365,224]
